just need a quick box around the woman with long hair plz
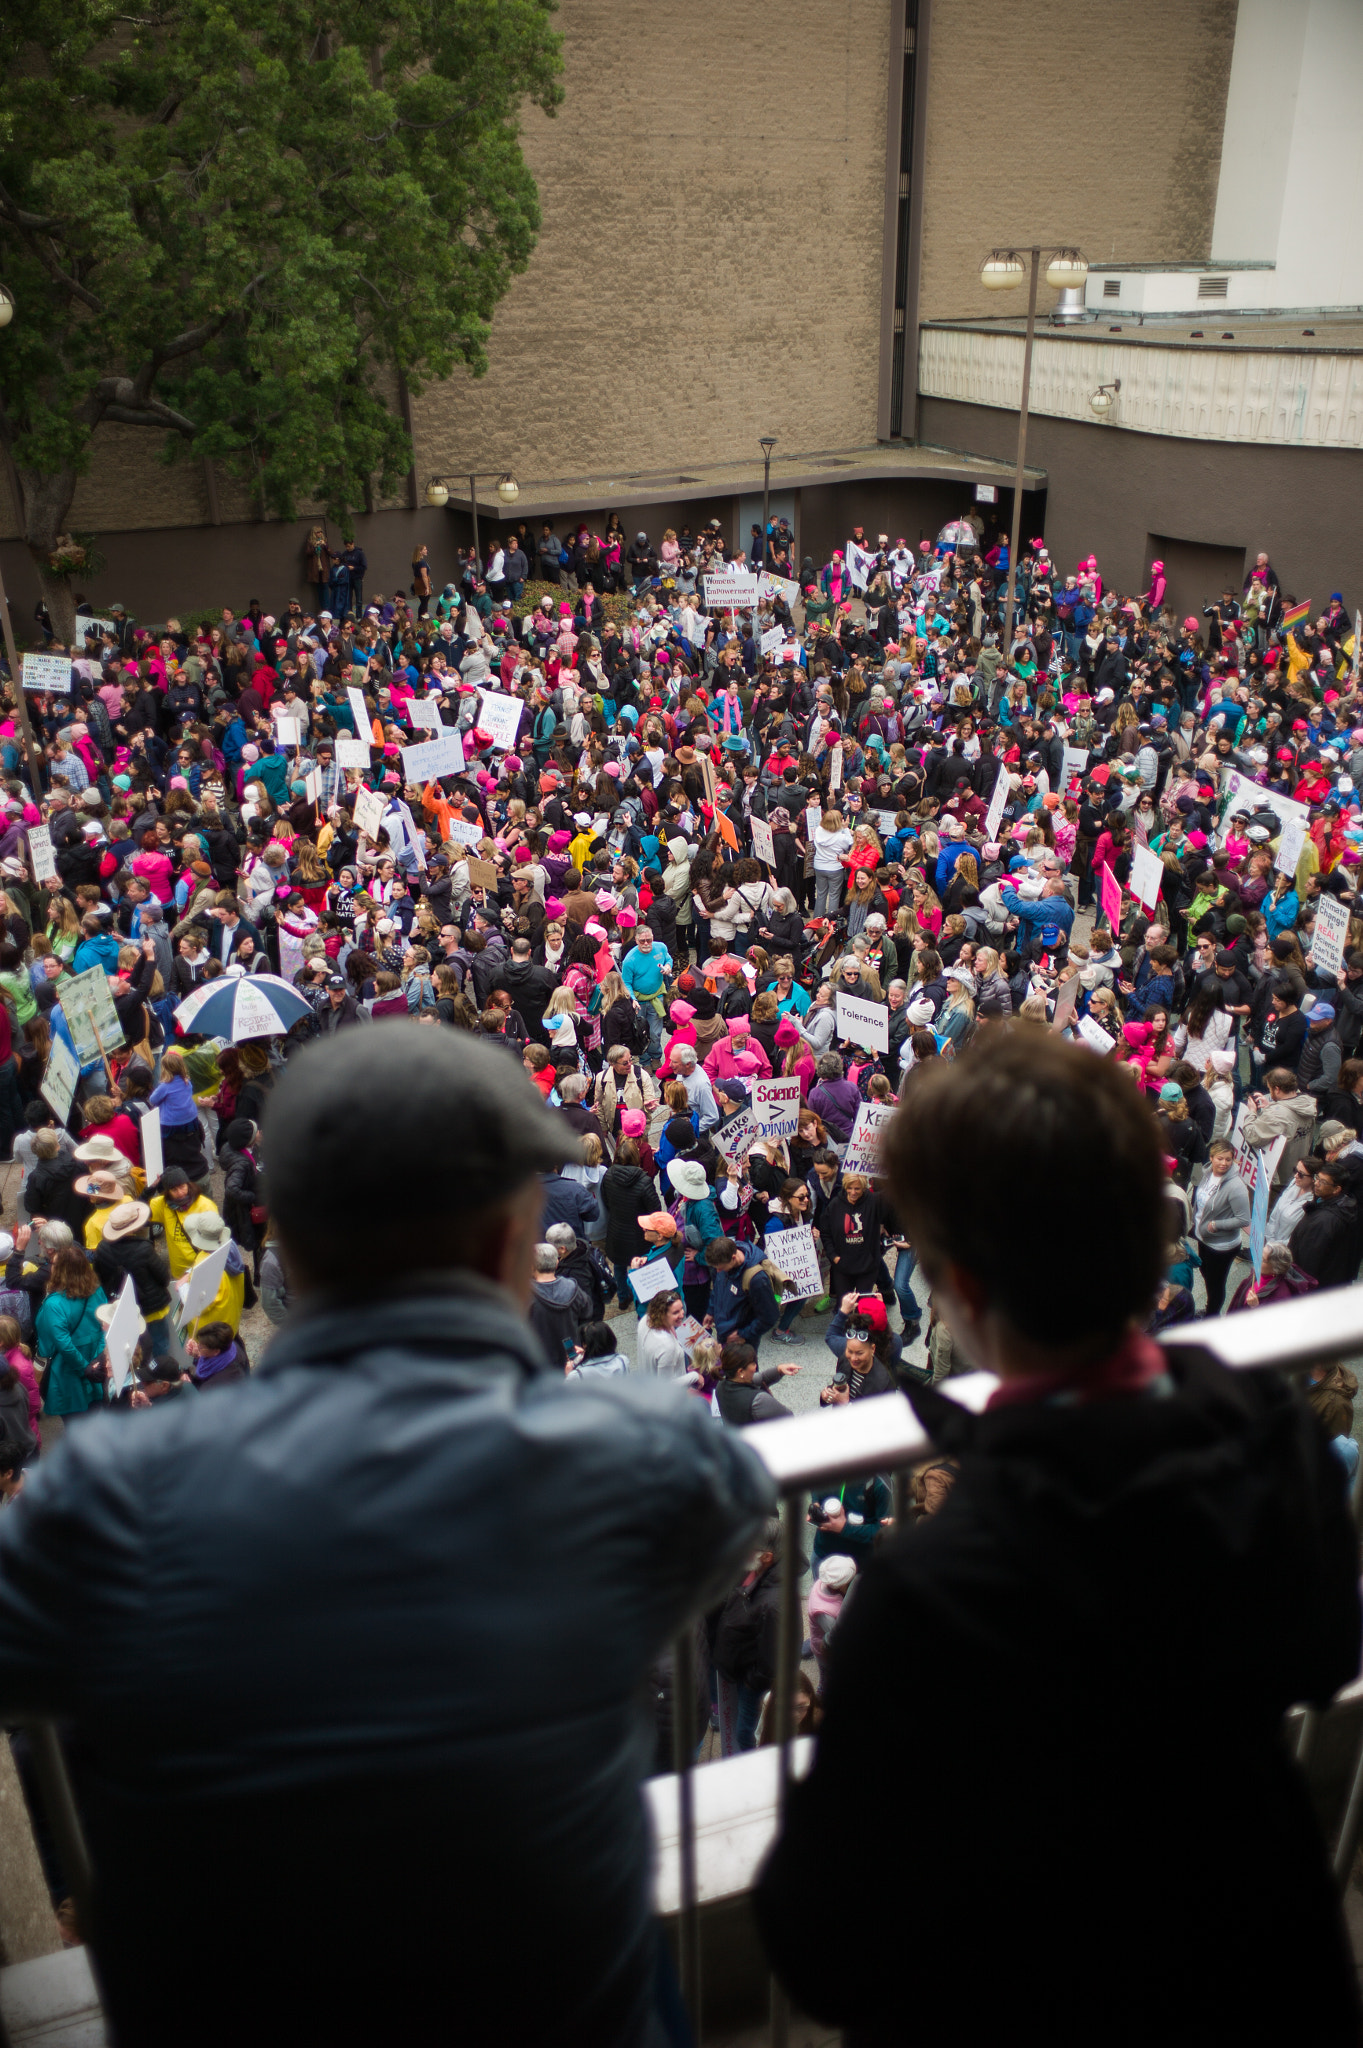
[35,1246,108,1420]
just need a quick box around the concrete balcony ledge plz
[646,1739,813,1916]
[0,1948,105,2048]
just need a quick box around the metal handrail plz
[9,1293,1361,2048]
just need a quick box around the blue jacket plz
[72,931,122,977]
[710,1242,781,1344]
[0,1280,771,2047]
[1001,886,1075,950]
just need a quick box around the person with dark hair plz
[713,1338,799,1426]
[0,1023,772,2048]
[1289,1157,1360,1290]
[757,1031,1361,2048]
[34,1244,108,1419]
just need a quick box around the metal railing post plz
[21,1723,93,1937]
[769,1488,806,2048]
[670,1627,701,2037]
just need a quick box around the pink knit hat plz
[669,1000,697,1024]
[774,1017,801,1047]
[619,1108,647,1138]
[726,1015,752,1036]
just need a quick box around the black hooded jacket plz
[756,1350,1361,2046]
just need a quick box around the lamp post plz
[980,245,1087,655]
[424,472,519,579]
[758,436,776,573]
[0,286,61,801]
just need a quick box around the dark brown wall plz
[918,398,1363,616]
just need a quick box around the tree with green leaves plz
[0,0,562,639]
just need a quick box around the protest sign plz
[1061,745,1089,789]
[753,1077,802,1138]
[843,1101,895,1175]
[1313,893,1351,978]
[354,787,385,841]
[302,768,321,805]
[141,1110,164,1188]
[703,570,759,612]
[477,693,524,752]
[716,809,740,853]
[1130,844,1163,913]
[26,824,56,883]
[750,817,776,868]
[875,811,899,838]
[466,857,498,889]
[758,572,799,607]
[829,742,843,795]
[400,729,466,785]
[61,963,125,1067]
[1275,815,1306,878]
[984,768,1008,842]
[22,652,70,695]
[628,1257,682,1307]
[279,929,306,985]
[335,738,371,770]
[1050,974,1080,1034]
[760,626,785,657]
[448,819,484,848]
[1220,766,1307,839]
[102,1276,145,1399]
[76,613,117,643]
[805,805,822,841]
[177,1243,232,1330]
[272,715,302,749]
[1229,1104,1285,1194]
[1076,1014,1116,1056]
[712,1109,758,1163]
[347,687,373,740]
[1099,862,1123,932]
[1250,1157,1273,1285]
[835,991,889,1053]
[767,1223,822,1302]
[40,1032,80,1125]
[407,697,442,731]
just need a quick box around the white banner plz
[843,1100,895,1175]
[354,786,385,841]
[1220,766,1307,838]
[835,991,889,1054]
[703,570,759,612]
[334,738,371,770]
[753,1076,801,1138]
[26,824,56,884]
[400,729,466,785]
[750,816,776,868]
[1130,843,1163,912]
[766,1222,822,1302]
[477,692,525,753]
[22,653,70,695]
[1312,892,1351,978]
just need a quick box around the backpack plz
[742,1255,792,1302]
[627,1002,651,1057]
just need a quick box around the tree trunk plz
[17,465,80,648]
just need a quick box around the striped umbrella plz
[173,971,315,1042]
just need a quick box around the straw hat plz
[101,1200,151,1242]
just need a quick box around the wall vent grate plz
[1197,275,1229,299]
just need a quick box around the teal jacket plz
[36,1286,109,1416]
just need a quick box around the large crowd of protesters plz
[0,499,1357,2046]
[0,505,1358,1688]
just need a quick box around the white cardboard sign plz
[1076,1014,1116,1056]
[1275,815,1306,878]
[760,626,785,656]
[347,687,372,739]
[703,571,759,612]
[400,729,466,785]
[1130,843,1163,913]
[354,786,386,841]
[22,653,71,695]
[141,1110,164,1187]
[750,816,776,868]
[26,824,56,883]
[103,1275,145,1398]
[334,738,371,769]
[752,1077,802,1138]
[628,1256,681,1307]
[712,1108,759,1162]
[40,1032,80,1125]
[835,991,889,1054]
[843,1100,895,1175]
[177,1242,232,1329]
[478,692,525,753]
[406,697,443,732]
[1312,892,1351,978]
[767,1222,822,1302]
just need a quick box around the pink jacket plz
[703,1035,772,1083]
[7,1349,40,1436]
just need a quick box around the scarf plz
[986,1330,1168,1410]
[193,1340,239,1382]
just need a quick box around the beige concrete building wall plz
[412,0,892,486]
[916,0,1238,324]
[4,0,893,546]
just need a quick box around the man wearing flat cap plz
[0,1025,772,2047]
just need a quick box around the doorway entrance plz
[1147,534,1247,632]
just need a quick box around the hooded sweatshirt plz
[1242,1090,1318,1189]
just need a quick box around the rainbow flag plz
[1282,598,1311,632]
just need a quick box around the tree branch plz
[102,402,198,435]
[0,180,60,233]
